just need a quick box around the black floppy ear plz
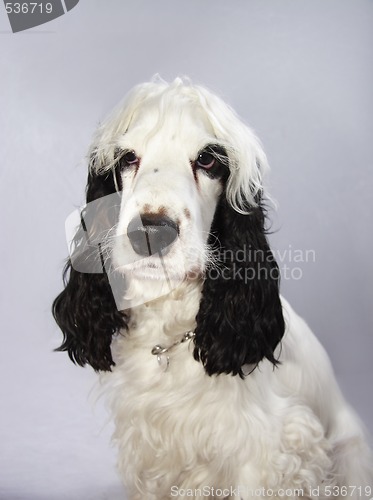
[194,193,285,378]
[52,166,128,371]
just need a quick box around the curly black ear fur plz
[194,193,285,378]
[52,166,128,371]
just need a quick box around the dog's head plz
[53,78,284,377]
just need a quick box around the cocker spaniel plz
[53,78,372,499]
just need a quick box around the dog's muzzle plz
[127,214,179,256]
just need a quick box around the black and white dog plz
[53,79,372,499]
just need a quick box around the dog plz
[53,78,372,499]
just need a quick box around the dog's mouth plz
[111,216,206,285]
[113,256,187,282]
[108,255,188,309]
[112,245,206,287]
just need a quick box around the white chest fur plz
[104,288,333,500]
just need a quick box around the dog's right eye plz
[115,150,140,172]
[122,151,139,166]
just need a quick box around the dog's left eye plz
[193,146,229,180]
[196,152,216,169]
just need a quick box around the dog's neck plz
[125,278,202,348]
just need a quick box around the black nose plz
[127,214,179,256]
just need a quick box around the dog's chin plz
[110,251,205,308]
[112,262,185,281]
[110,264,188,309]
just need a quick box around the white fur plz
[89,79,373,499]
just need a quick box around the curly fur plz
[53,78,372,499]
[194,194,284,377]
[53,168,128,371]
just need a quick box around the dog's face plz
[111,96,229,284]
[53,79,285,375]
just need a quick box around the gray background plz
[0,1,372,499]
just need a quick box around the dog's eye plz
[196,152,216,169]
[193,146,229,180]
[116,150,140,172]
[123,151,139,166]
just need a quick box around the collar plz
[151,331,195,371]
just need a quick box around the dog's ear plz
[194,193,285,378]
[52,164,128,371]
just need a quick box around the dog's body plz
[53,79,372,499]
[108,290,371,499]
